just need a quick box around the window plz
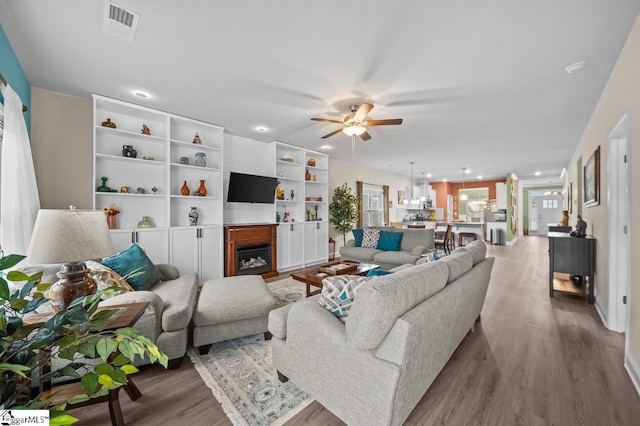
[362,186,384,227]
[542,199,558,209]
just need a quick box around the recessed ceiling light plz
[320,145,332,150]
[565,61,586,74]
[255,126,269,132]
[426,173,432,178]
[443,178,447,182]
[477,175,482,179]
[465,169,471,174]
[535,171,541,176]
[132,90,150,99]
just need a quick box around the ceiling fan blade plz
[311,118,344,124]
[353,103,374,121]
[367,118,403,126]
[360,131,372,141]
[321,128,345,139]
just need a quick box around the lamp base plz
[49,261,97,312]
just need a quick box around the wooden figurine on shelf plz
[141,124,151,135]
[275,181,284,200]
[290,189,295,200]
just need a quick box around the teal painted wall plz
[0,22,30,130]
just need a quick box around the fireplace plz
[236,244,271,276]
[225,224,279,278]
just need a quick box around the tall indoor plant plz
[329,183,359,245]
[0,253,168,425]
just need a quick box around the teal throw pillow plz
[102,244,163,291]
[352,229,364,247]
[366,268,392,277]
[377,230,403,251]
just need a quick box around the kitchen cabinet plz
[110,228,169,264]
[496,183,507,210]
[170,226,223,281]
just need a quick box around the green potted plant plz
[329,183,360,245]
[0,253,168,425]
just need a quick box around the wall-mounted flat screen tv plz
[227,172,277,204]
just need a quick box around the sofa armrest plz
[346,239,356,247]
[287,297,347,344]
[269,295,320,339]
[99,291,164,343]
[411,246,427,256]
[155,264,181,281]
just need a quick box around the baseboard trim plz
[594,290,608,328]
[506,236,518,246]
[625,351,640,397]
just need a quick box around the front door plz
[532,195,564,236]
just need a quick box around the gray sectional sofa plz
[268,240,494,426]
[339,227,435,269]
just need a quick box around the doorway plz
[607,112,630,334]
[529,194,563,236]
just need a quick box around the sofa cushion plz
[373,250,419,267]
[398,229,434,252]
[318,275,370,322]
[362,228,381,248]
[102,244,163,291]
[377,230,403,251]
[346,261,449,350]
[340,246,382,261]
[454,240,486,265]
[440,251,473,283]
[85,260,134,299]
[352,229,364,247]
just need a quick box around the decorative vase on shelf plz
[181,181,190,196]
[193,132,202,145]
[189,207,199,226]
[290,189,295,200]
[197,180,207,196]
[122,145,137,158]
[194,152,206,167]
[106,215,116,229]
[137,216,153,228]
[305,169,311,181]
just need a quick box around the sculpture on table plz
[558,210,569,226]
[570,214,587,238]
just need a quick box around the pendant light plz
[460,168,468,201]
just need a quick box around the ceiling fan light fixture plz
[343,124,367,136]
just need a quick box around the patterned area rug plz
[188,277,311,426]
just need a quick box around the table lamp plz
[26,208,116,311]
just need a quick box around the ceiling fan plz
[311,103,403,141]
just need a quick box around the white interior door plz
[529,200,538,234]
[531,195,563,236]
[608,112,630,334]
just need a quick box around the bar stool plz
[458,232,478,247]
[435,224,453,254]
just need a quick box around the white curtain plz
[0,84,40,255]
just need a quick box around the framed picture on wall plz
[584,146,600,207]
[398,190,406,205]
[568,182,573,214]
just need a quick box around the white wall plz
[223,133,274,224]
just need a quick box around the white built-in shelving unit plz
[270,141,329,271]
[92,95,224,280]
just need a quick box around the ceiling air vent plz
[102,1,140,42]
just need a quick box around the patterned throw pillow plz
[361,228,381,248]
[318,275,371,322]
[85,260,134,299]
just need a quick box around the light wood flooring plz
[70,236,640,425]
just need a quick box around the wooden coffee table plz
[291,260,379,297]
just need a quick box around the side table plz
[26,301,149,426]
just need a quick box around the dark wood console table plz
[548,232,595,304]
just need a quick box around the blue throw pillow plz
[102,244,163,291]
[366,268,392,277]
[377,230,403,251]
[352,229,364,247]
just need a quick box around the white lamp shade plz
[26,209,115,264]
[343,125,366,136]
